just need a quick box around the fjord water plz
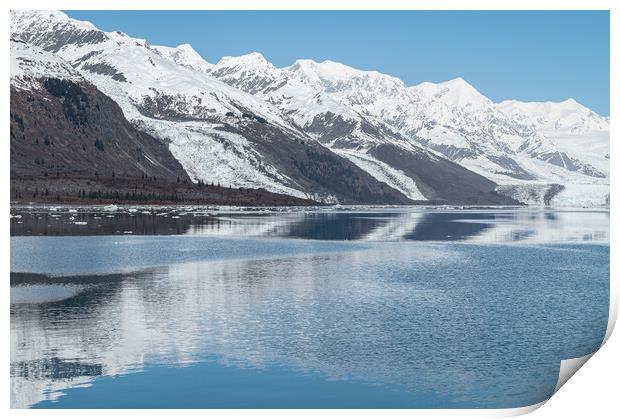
[10,207,609,408]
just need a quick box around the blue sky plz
[66,10,610,115]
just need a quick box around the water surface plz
[10,206,609,408]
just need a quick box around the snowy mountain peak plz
[11,9,92,28]
[442,77,477,92]
[288,58,396,83]
[288,58,317,70]
[285,58,408,101]
[150,43,212,73]
[11,9,109,53]
[295,59,362,80]
[497,98,609,134]
[10,10,101,34]
[412,77,491,108]
[562,98,579,106]
[208,52,287,95]
[217,52,270,67]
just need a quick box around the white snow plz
[10,40,85,90]
[551,184,610,208]
[332,149,427,200]
[150,43,213,73]
[413,77,492,108]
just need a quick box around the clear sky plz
[65,10,610,116]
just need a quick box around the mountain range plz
[10,10,610,206]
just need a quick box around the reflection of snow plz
[360,209,608,244]
[463,210,609,244]
[10,208,609,408]
[11,233,609,408]
[169,207,611,245]
[11,246,459,408]
[10,207,610,251]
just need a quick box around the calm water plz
[10,206,609,408]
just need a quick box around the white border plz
[3,1,616,418]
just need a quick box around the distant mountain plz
[11,10,608,206]
[208,54,609,206]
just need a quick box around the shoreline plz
[8,176,468,207]
[10,175,323,207]
[10,202,607,213]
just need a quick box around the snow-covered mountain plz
[208,52,610,206]
[209,55,519,204]
[11,10,522,205]
[10,10,424,205]
[10,10,609,206]
[498,98,609,177]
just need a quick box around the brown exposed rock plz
[10,78,189,182]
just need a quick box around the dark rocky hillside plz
[10,78,189,181]
[370,144,519,205]
[218,123,413,205]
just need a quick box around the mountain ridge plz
[10,10,608,206]
[202,40,608,206]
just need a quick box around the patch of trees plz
[44,78,91,126]
[293,149,376,202]
[74,189,182,202]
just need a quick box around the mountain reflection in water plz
[10,207,609,244]
[10,207,609,408]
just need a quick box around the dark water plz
[10,206,609,408]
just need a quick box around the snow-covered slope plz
[497,98,609,134]
[10,38,84,89]
[497,99,609,205]
[208,53,609,207]
[497,99,609,173]
[208,54,519,204]
[149,43,213,73]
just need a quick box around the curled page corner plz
[552,353,595,395]
[551,281,617,395]
[493,401,546,418]
[603,285,618,344]
[550,302,614,397]
[491,351,599,419]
